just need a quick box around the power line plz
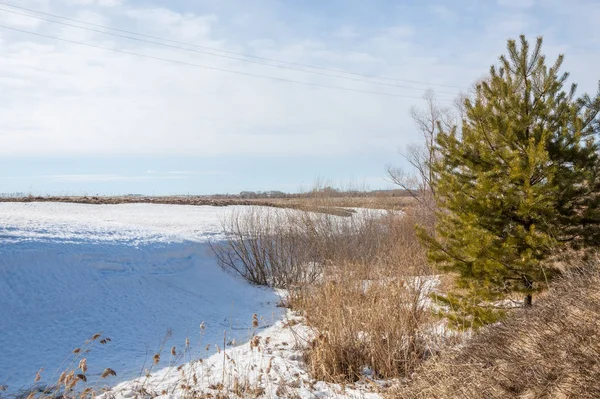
[0,6,460,96]
[0,0,464,90]
[0,24,456,100]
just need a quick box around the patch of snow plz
[103,312,382,399]
[0,203,285,391]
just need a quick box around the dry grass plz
[0,193,416,212]
[291,274,437,383]
[389,256,600,399]
[263,195,416,212]
[287,209,448,384]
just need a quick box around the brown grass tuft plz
[78,358,87,373]
[100,368,117,378]
[34,368,43,383]
[288,207,443,383]
[292,269,437,383]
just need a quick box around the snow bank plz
[103,311,382,399]
[0,203,285,391]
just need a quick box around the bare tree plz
[387,90,458,211]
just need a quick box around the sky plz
[0,0,599,195]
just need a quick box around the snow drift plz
[0,203,285,391]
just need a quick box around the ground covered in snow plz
[0,203,286,392]
[104,312,382,399]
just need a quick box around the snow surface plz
[0,203,286,391]
[103,312,382,399]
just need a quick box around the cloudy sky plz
[0,0,599,195]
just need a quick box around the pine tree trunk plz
[523,276,533,307]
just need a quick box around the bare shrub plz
[390,256,600,399]
[387,90,458,212]
[211,201,406,288]
[211,207,320,287]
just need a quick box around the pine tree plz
[420,35,600,327]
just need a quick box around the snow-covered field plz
[0,203,286,392]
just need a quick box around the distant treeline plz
[222,188,411,199]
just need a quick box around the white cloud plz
[46,173,188,182]
[0,6,422,156]
[123,7,217,39]
[382,25,415,39]
[0,9,45,28]
[0,0,597,159]
[428,5,459,23]
[147,170,225,176]
[332,26,359,39]
[64,0,123,7]
[0,173,188,182]
[497,0,536,8]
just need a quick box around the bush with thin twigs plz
[389,256,600,399]
[211,206,321,287]
[211,201,402,288]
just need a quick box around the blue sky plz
[0,0,599,195]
